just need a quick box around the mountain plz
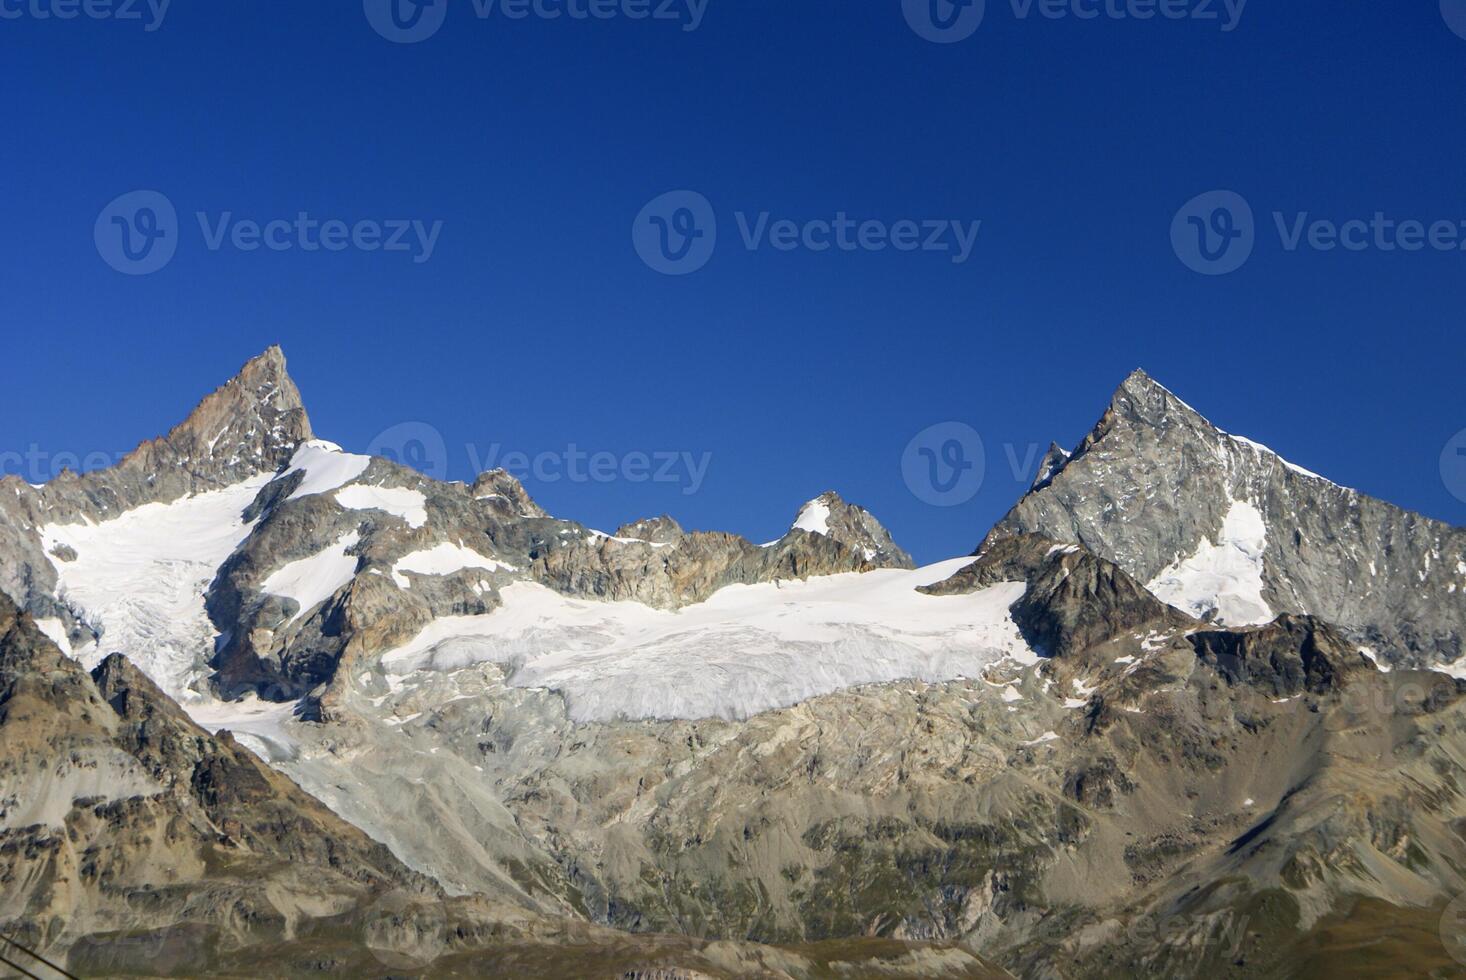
[0,589,1005,978]
[3,348,1465,978]
[986,369,1466,668]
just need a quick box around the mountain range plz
[1,347,1463,979]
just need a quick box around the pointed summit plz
[160,345,313,470]
[783,491,914,569]
[983,370,1465,668]
[36,347,314,523]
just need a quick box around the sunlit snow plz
[381,558,1033,723]
[391,542,517,588]
[336,484,428,529]
[260,531,361,624]
[1147,499,1273,626]
[40,475,272,702]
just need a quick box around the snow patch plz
[261,532,361,625]
[33,617,70,652]
[336,484,428,529]
[1147,499,1273,626]
[391,543,517,589]
[382,558,1032,723]
[791,497,832,536]
[40,475,271,702]
[284,441,372,500]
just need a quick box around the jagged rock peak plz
[1030,442,1071,491]
[471,468,549,520]
[985,370,1466,668]
[19,347,313,534]
[615,515,685,544]
[158,345,313,469]
[784,491,914,569]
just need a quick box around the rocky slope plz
[986,370,1466,667]
[0,590,1008,978]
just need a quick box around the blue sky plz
[2,1,1464,562]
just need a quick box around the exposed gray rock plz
[984,369,1466,667]
[923,532,1194,664]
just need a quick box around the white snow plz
[260,532,361,625]
[185,696,302,763]
[1022,731,1059,746]
[33,617,70,652]
[284,441,372,500]
[1359,647,1391,673]
[40,475,271,702]
[336,484,428,529]
[381,558,1032,723]
[1435,658,1466,681]
[1227,434,1332,484]
[1147,499,1274,626]
[391,542,517,589]
[791,497,831,536]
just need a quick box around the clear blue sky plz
[3,2,1464,563]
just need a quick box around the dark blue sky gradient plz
[2,1,1463,562]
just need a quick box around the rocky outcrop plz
[0,589,424,967]
[1189,614,1369,697]
[923,533,1194,662]
[526,493,912,612]
[779,491,915,569]
[984,369,1466,667]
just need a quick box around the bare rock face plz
[472,467,549,520]
[923,533,1194,663]
[526,492,912,612]
[1188,614,1369,697]
[985,369,1466,667]
[780,490,915,569]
